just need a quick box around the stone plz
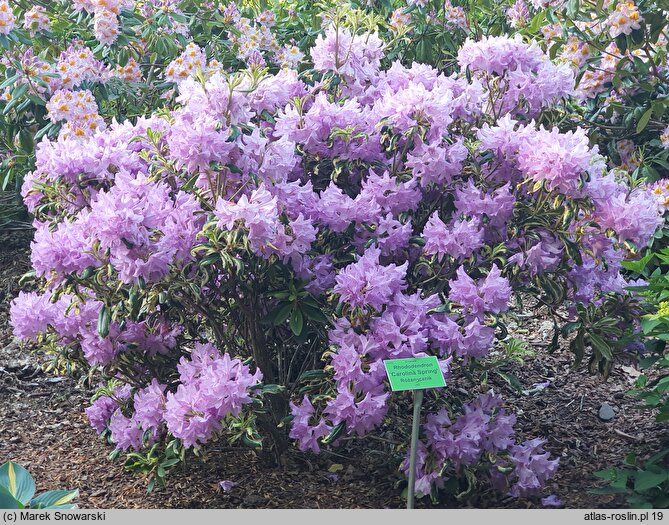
[539,320,554,332]
[598,403,616,421]
[243,494,267,506]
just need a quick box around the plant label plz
[383,356,446,392]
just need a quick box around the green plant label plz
[383,357,447,392]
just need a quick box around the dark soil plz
[0,230,667,509]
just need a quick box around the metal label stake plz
[407,389,424,509]
[383,356,446,510]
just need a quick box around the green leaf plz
[589,333,613,361]
[528,10,545,33]
[298,369,327,382]
[636,108,653,134]
[0,462,35,505]
[2,95,19,114]
[0,485,21,509]
[290,308,304,336]
[627,495,653,509]
[267,290,291,299]
[321,422,345,445]
[561,321,581,337]
[549,42,561,60]
[562,238,582,265]
[652,496,669,508]
[640,317,661,335]
[589,486,629,495]
[159,458,180,469]
[621,252,654,273]
[652,100,666,120]
[18,129,34,154]
[10,83,28,101]
[30,489,79,509]
[97,305,111,338]
[0,73,20,91]
[624,453,637,466]
[570,329,585,366]
[270,302,293,326]
[495,371,523,392]
[250,383,285,395]
[611,470,630,489]
[634,470,668,492]
[594,468,619,481]
[653,158,669,171]
[34,122,54,141]
[639,355,660,369]
[117,49,128,67]
[301,303,330,324]
[241,434,263,449]
[646,448,669,466]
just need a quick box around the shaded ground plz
[0,230,667,508]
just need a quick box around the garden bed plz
[1,231,666,509]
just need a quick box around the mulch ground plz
[1,229,667,509]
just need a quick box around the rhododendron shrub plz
[6,3,664,503]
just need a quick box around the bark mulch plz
[1,230,667,508]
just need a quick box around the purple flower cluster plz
[458,35,574,116]
[448,265,513,319]
[478,117,599,195]
[10,288,182,367]
[295,255,509,446]
[311,26,385,88]
[333,247,407,311]
[516,127,595,195]
[27,166,203,284]
[423,214,484,262]
[84,344,262,450]
[590,178,663,247]
[453,180,516,233]
[291,286,462,444]
[85,384,131,434]
[88,382,162,452]
[215,184,316,262]
[405,394,559,498]
[289,396,332,453]
[164,344,262,448]
[509,239,563,277]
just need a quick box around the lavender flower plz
[448,264,512,319]
[333,247,407,311]
[423,214,484,262]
